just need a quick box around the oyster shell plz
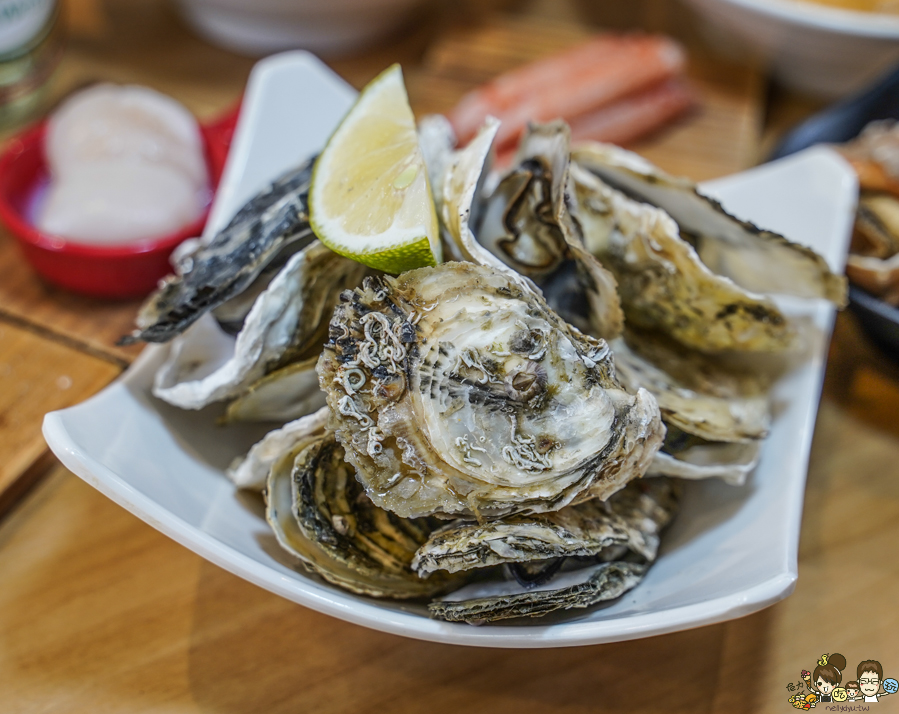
[317,261,663,520]
[427,477,679,623]
[570,163,794,353]
[476,122,624,340]
[153,241,366,410]
[430,561,646,623]
[572,142,847,306]
[648,437,760,486]
[227,406,329,491]
[220,356,325,424]
[438,117,521,276]
[266,433,455,599]
[123,159,317,345]
[412,477,676,575]
[611,331,770,443]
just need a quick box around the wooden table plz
[2,1,897,712]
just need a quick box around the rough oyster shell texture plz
[317,261,663,521]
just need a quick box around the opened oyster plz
[572,142,847,306]
[570,163,793,353]
[476,122,624,340]
[318,261,663,520]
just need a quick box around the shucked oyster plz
[570,164,794,353]
[572,142,847,306]
[317,261,663,520]
[266,432,456,599]
[427,478,680,623]
[123,159,317,345]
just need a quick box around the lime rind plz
[309,64,441,274]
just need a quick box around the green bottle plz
[0,0,63,127]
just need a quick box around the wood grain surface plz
[0,322,120,516]
[2,1,898,712]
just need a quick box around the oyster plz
[430,561,646,623]
[266,432,455,598]
[412,477,677,575]
[438,117,522,276]
[611,331,770,443]
[570,163,794,353]
[153,241,366,410]
[427,477,679,623]
[572,142,847,306]
[227,406,329,491]
[123,159,317,345]
[476,122,624,340]
[317,261,663,520]
[220,357,324,424]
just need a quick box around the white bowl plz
[176,0,426,57]
[683,0,899,97]
[42,52,858,647]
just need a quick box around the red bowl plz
[0,106,238,299]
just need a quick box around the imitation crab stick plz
[449,34,688,149]
[567,78,695,145]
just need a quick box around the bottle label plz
[0,0,54,55]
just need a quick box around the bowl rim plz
[700,0,899,37]
[0,120,215,260]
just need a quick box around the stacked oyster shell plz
[124,115,845,624]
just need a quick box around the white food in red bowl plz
[683,0,899,97]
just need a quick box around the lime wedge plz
[309,64,441,273]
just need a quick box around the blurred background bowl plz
[175,0,428,57]
[682,0,899,98]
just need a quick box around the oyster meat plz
[317,261,663,520]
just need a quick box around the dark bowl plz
[848,285,899,358]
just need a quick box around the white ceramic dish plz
[43,52,858,648]
[683,0,899,97]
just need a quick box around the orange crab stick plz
[567,78,696,145]
[449,34,688,149]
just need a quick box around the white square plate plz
[43,52,858,648]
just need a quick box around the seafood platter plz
[43,51,857,646]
